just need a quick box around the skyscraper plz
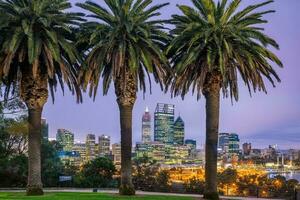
[56,129,74,151]
[112,143,121,166]
[41,118,49,141]
[142,107,151,143]
[154,103,175,144]
[86,134,96,161]
[98,135,110,157]
[218,133,230,153]
[173,116,185,145]
[228,133,240,155]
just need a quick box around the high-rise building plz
[243,143,252,156]
[228,133,240,155]
[56,129,74,151]
[173,116,185,145]
[41,118,49,140]
[73,142,86,164]
[86,134,96,161]
[98,135,110,157]
[142,107,152,143]
[154,103,175,144]
[112,143,121,166]
[218,133,230,153]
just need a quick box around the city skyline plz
[43,0,300,149]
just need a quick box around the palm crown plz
[0,0,83,101]
[167,0,283,100]
[76,0,172,98]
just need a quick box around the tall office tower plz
[56,129,74,151]
[86,134,96,161]
[142,107,152,143]
[243,143,252,156]
[218,133,230,153]
[173,116,185,145]
[73,142,86,164]
[112,143,121,166]
[41,118,49,140]
[228,133,240,155]
[154,103,175,144]
[98,135,110,157]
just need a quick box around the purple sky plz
[43,0,300,149]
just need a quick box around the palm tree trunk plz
[115,72,136,195]
[118,104,135,195]
[203,73,221,200]
[20,70,48,196]
[27,107,43,195]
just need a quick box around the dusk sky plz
[43,0,300,149]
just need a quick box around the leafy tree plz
[0,154,28,187]
[41,140,64,187]
[155,170,171,192]
[0,0,83,195]
[133,156,158,191]
[74,157,116,188]
[184,177,205,194]
[76,0,171,195]
[218,168,238,185]
[167,0,282,199]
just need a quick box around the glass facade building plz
[86,134,96,162]
[98,135,110,157]
[228,133,240,155]
[173,116,185,145]
[154,103,175,144]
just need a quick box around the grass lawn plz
[0,192,196,200]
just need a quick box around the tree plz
[76,0,171,195]
[74,157,116,188]
[167,0,282,199]
[0,0,83,195]
[41,140,64,187]
[133,156,158,191]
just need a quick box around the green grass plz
[0,192,195,200]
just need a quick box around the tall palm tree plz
[0,0,83,195]
[167,0,282,199]
[76,0,171,195]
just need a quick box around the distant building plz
[135,142,165,163]
[243,143,252,156]
[173,116,185,145]
[218,133,230,153]
[154,103,175,144]
[41,119,49,140]
[56,129,74,151]
[165,144,190,165]
[98,135,110,157]
[58,151,81,167]
[86,134,96,162]
[112,143,121,166]
[142,107,152,143]
[73,142,86,164]
[228,133,240,155]
[185,139,197,151]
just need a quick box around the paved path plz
[0,188,282,200]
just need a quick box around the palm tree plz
[76,0,171,195]
[0,0,83,195]
[167,0,282,199]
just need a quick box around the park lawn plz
[0,192,196,200]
